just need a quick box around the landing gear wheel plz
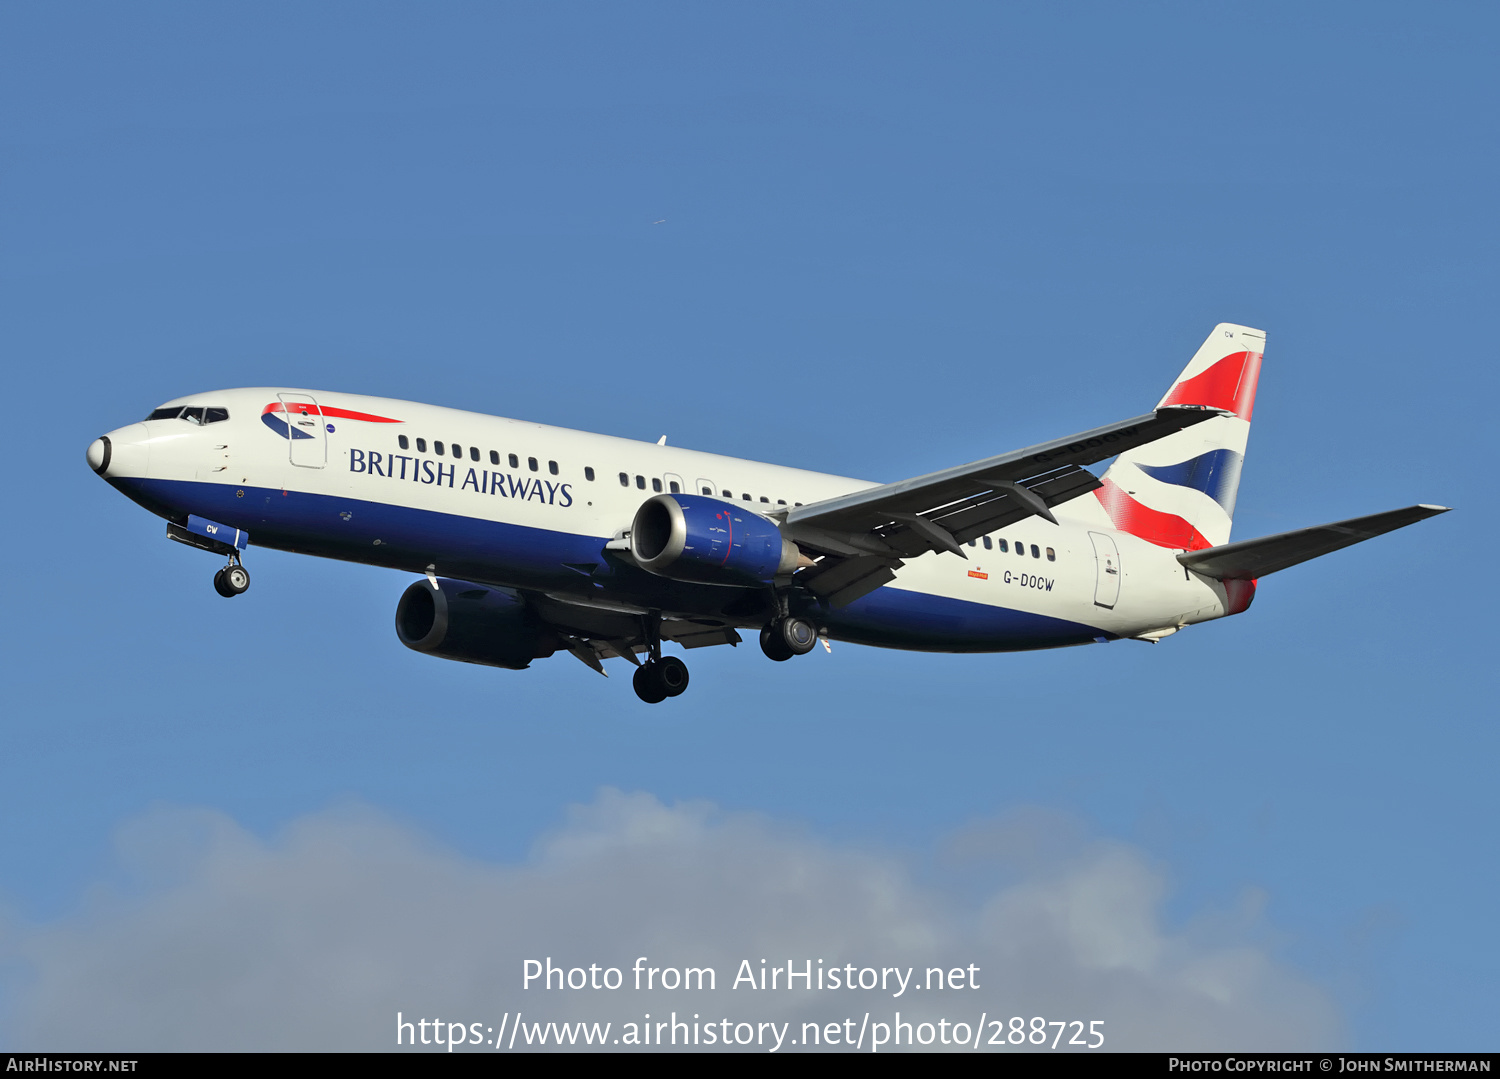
[656,655,690,697]
[779,616,818,655]
[633,662,668,704]
[760,625,794,662]
[762,617,816,660]
[214,564,250,597]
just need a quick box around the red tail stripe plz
[1160,350,1262,420]
[1094,478,1213,551]
[261,403,403,423]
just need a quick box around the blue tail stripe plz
[1138,448,1243,513]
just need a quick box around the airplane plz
[86,324,1448,703]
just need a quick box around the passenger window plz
[742,494,751,501]
[585,467,595,481]
[760,496,769,503]
[968,539,977,548]
[1016,543,1025,557]
[528,457,538,472]
[416,438,427,452]
[489,450,499,465]
[1031,544,1040,558]
[636,476,646,489]
[669,481,680,493]
[702,486,712,495]
[1046,547,1056,561]
[548,460,558,475]
[722,490,732,498]
[794,502,803,507]
[509,454,519,468]
[652,478,662,493]
[470,446,480,462]
[619,472,629,487]
[434,442,445,455]
[982,536,992,549]
[451,443,461,457]
[777,499,786,505]
[998,539,1008,553]
[399,435,410,450]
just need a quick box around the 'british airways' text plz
[349,449,574,506]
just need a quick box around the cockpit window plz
[145,406,229,423]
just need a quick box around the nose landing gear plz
[213,558,250,598]
[166,517,253,598]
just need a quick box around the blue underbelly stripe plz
[116,477,1110,651]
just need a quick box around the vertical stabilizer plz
[1097,324,1264,550]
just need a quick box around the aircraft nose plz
[89,423,149,479]
[87,436,109,474]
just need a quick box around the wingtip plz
[1418,504,1452,513]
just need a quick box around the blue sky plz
[1,2,1494,1051]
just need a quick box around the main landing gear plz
[632,655,689,704]
[632,611,690,704]
[212,557,251,598]
[759,615,817,662]
[627,606,820,703]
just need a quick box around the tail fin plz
[1096,324,1264,550]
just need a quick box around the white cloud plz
[0,791,1340,1051]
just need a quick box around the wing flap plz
[1177,505,1451,580]
[532,594,743,666]
[799,554,903,608]
[663,623,744,649]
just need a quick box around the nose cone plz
[87,437,109,474]
[89,423,149,479]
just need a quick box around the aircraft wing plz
[1177,504,1451,580]
[782,406,1223,607]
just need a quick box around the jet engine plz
[630,493,805,586]
[395,578,558,669]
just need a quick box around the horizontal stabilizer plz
[1177,504,1450,580]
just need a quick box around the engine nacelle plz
[630,493,802,586]
[395,578,558,669]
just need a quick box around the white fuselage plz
[95,387,1241,652]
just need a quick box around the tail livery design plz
[1097,324,1263,550]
